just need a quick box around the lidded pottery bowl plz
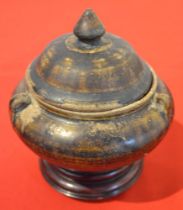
[9,9,174,200]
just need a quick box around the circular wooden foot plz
[40,159,143,200]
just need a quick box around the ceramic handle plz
[156,92,170,109]
[9,92,31,114]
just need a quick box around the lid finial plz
[74,9,105,41]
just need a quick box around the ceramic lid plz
[27,9,153,113]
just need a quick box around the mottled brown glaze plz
[9,9,174,199]
[10,77,173,172]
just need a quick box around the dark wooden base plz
[39,159,143,200]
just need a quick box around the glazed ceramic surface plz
[9,9,174,200]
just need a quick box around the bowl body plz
[9,75,173,172]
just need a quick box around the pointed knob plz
[74,9,105,41]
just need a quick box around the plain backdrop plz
[0,0,183,210]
